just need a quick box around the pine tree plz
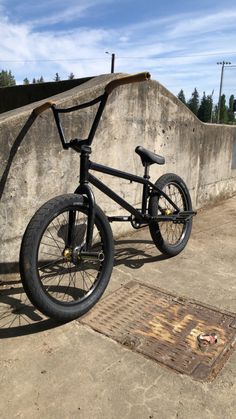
[228,95,235,124]
[177,89,186,104]
[219,94,228,124]
[197,92,213,122]
[37,76,44,83]
[23,78,30,85]
[54,72,60,82]
[0,70,16,87]
[207,94,214,123]
[187,88,199,116]
[212,105,218,123]
[68,72,75,80]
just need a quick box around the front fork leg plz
[68,210,76,246]
[74,184,95,251]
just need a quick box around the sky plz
[0,0,236,103]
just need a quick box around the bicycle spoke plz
[37,206,104,304]
[38,257,64,271]
[158,182,185,245]
[43,234,65,247]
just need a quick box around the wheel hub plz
[164,208,173,216]
[62,246,83,265]
[63,247,72,262]
[63,246,104,264]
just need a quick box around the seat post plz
[144,163,150,180]
[142,163,150,215]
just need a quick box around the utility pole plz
[217,61,231,123]
[106,51,115,73]
[210,89,214,123]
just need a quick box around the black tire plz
[20,194,114,322]
[148,173,192,257]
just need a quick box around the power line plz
[1,51,236,64]
[0,58,105,63]
[119,52,236,59]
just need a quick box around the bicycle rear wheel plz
[20,194,114,322]
[148,173,192,257]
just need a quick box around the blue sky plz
[0,0,236,102]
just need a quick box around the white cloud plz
[0,0,113,27]
[0,4,235,101]
[29,0,112,27]
[167,10,236,38]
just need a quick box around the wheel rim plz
[158,182,187,246]
[37,206,105,305]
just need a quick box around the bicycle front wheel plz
[20,194,114,322]
[148,173,192,257]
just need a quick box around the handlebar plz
[32,72,151,116]
[105,72,151,95]
[31,71,151,149]
[33,101,56,116]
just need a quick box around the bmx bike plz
[20,72,196,322]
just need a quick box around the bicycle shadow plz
[114,237,168,269]
[0,238,166,339]
[0,112,58,339]
[0,279,58,339]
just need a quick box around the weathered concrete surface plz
[0,196,235,419]
[0,73,236,272]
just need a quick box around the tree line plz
[1,69,235,124]
[177,88,236,124]
[0,69,75,87]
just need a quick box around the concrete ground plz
[0,196,235,419]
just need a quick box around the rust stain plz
[136,308,227,356]
[81,282,236,381]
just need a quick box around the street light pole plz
[217,61,231,123]
[111,53,115,73]
[106,51,115,73]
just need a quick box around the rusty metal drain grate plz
[81,281,236,381]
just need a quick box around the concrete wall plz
[0,73,236,275]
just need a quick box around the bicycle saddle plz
[135,146,165,166]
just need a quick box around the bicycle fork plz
[70,145,104,262]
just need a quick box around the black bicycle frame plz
[51,93,194,252]
[88,161,180,217]
[74,152,183,250]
